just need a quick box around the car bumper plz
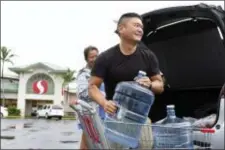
[49,114,64,117]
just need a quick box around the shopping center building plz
[0,62,77,117]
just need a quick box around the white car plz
[1,106,8,118]
[36,104,64,120]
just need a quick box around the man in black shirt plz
[89,12,164,115]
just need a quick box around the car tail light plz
[200,128,215,133]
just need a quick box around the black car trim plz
[141,3,225,44]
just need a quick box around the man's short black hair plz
[84,46,98,61]
[115,12,143,34]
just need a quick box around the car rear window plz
[52,105,63,110]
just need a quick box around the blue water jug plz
[152,105,194,149]
[104,71,155,148]
[113,70,154,123]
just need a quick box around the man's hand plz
[136,76,152,88]
[103,100,117,115]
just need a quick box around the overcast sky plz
[1,1,224,76]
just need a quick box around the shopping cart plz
[70,99,214,149]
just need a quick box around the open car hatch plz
[141,3,224,149]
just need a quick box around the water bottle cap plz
[138,70,147,76]
[167,105,175,109]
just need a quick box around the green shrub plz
[8,107,21,116]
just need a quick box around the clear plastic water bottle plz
[161,105,183,124]
[153,105,194,149]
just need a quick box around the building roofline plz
[9,62,68,74]
[0,74,19,80]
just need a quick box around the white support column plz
[53,76,64,106]
[17,97,25,117]
[17,73,27,117]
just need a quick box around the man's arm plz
[88,76,107,107]
[88,52,107,106]
[150,74,164,94]
[136,74,164,94]
[88,52,117,114]
[88,76,117,114]
[147,50,164,94]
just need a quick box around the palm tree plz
[61,68,76,86]
[0,46,17,106]
[61,68,76,105]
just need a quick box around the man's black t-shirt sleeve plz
[148,51,160,77]
[91,53,107,79]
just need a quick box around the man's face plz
[119,17,144,42]
[87,49,98,68]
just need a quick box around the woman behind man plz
[75,46,105,149]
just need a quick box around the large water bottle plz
[104,70,155,148]
[113,70,154,123]
[161,105,183,123]
[153,105,194,149]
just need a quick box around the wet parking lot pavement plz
[1,118,82,149]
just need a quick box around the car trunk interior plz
[143,18,225,123]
